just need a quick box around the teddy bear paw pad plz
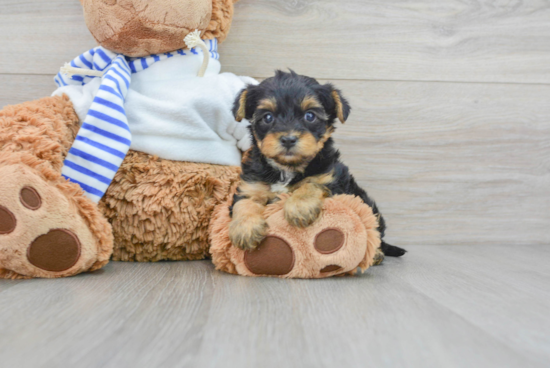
[27,229,81,272]
[20,186,42,210]
[0,205,17,234]
[314,229,348,275]
[244,236,295,276]
[320,265,343,274]
[314,228,345,254]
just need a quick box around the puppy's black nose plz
[280,136,298,149]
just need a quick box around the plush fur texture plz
[100,152,240,262]
[0,96,113,279]
[0,95,80,171]
[81,0,239,57]
[210,192,380,278]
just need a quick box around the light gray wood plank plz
[0,74,57,108]
[0,0,96,75]
[0,246,548,368]
[0,262,216,368]
[223,0,550,83]
[194,259,541,368]
[1,0,550,84]
[329,79,550,246]
[390,245,550,366]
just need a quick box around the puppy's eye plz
[263,113,274,124]
[304,111,317,123]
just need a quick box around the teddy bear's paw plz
[0,164,109,278]
[239,227,350,278]
[229,215,269,251]
[283,195,323,228]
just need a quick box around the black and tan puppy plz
[229,70,406,263]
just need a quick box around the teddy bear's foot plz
[241,227,354,278]
[241,228,352,277]
[210,195,381,279]
[0,164,113,279]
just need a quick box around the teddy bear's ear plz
[314,84,351,124]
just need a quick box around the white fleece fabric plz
[53,52,257,167]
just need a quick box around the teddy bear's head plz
[80,0,239,57]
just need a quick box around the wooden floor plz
[0,245,548,368]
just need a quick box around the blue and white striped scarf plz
[56,40,219,203]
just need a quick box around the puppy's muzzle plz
[280,135,298,149]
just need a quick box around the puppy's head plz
[233,70,351,170]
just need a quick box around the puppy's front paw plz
[284,196,323,228]
[229,216,268,250]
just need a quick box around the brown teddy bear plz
[0,0,249,279]
[0,0,380,280]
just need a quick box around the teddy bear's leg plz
[0,95,113,279]
[100,152,241,262]
[211,195,380,278]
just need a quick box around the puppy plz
[229,70,406,263]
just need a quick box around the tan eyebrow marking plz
[257,98,277,112]
[301,96,323,111]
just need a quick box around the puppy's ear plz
[331,89,351,124]
[315,84,351,124]
[234,85,261,122]
[233,89,249,122]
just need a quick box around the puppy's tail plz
[381,241,407,257]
